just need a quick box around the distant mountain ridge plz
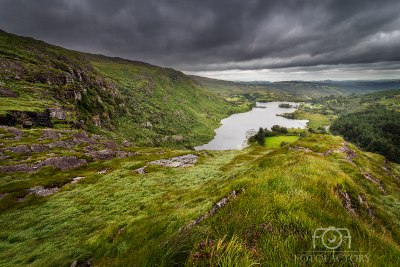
[191,75,400,102]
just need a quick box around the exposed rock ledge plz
[179,189,243,231]
[0,156,88,173]
[134,154,198,174]
[18,186,59,202]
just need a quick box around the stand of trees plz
[279,103,293,108]
[330,104,400,163]
[249,125,290,146]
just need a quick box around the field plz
[264,136,300,147]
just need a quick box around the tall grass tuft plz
[186,235,261,267]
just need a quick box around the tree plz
[255,127,265,146]
[271,125,288,134]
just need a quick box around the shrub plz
[280,141,289,147]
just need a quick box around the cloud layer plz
[1,0,400,80]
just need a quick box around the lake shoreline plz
[195,102,309,151]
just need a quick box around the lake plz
[195,102,309,150]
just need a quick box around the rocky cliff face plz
[0,30,122,131]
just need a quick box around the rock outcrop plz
[289,142,388,195]
[48,108,66,120]
[72,132,99,145]
[134,154,198,174]
[0,87,18,97]
[179,190,242,231]
[5,128,24,140]
[86,150,115,160]
[2,145,31,154]
[0,156,87,173]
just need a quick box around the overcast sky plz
[1,0,400,81]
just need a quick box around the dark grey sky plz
[1,0,400,81]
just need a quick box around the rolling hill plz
[190,75,400,102]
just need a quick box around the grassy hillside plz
[0,30,248,149]
[311,89,400,163]
[86,55,248,148]
[280,89,400,162]
[1,134,399,266]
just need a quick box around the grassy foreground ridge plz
[0,134,399,266]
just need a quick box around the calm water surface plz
[195,102,308,150]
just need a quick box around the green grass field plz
[265,135,300,147]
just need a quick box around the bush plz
[281,141,290,147]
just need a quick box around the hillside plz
[0,30,247,149]
[1,130,399,266]
[279,89,400,163]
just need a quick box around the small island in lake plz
[279,103,293,108]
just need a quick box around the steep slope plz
[0,30,247,149]
[85,54,247,148]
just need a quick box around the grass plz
[294,111,336,129]
[101,135,400,266]
[186,235,262,266]
[0,147,256,266]
[278,109,337,129]
[1,135,399,266]
[264,136,300,147]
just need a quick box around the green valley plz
[0,30,400,267]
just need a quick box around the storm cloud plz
[1,0,400,80]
